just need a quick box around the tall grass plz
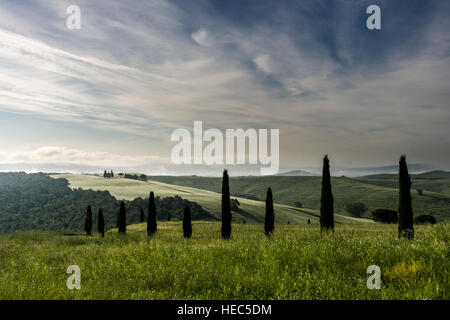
[0,222,448,299]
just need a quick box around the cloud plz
[253,55,272,74]
[191,27,213,47]
[0,146,167,167]
[0,0,448,168]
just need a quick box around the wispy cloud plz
[0,146,167,167]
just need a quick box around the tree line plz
[86,155,417,240]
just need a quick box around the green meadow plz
[0,222,448,300]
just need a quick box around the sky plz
[0,0,449,175]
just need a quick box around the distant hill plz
[331,163,434,177]
[150,173,450,221]
[276,170,315,176]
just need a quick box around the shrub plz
[414,215,437,225]
[372,209,398,223]
[230,199,240,211]
[294,201,302,208]
[345,202,368,218]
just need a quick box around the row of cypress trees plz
[84,190,193,238]
[317,154,415,239]
[85,154,415,240]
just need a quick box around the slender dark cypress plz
[147,191,157,236]
[320,155,334,232]
[118,201,126,234]
[97,208,105,237]
[84,205,92,236]
[140,208,145,223]
[183,206,192,238]
[264,187,275,237]
[221,169,231,239]
[398,155,414,239]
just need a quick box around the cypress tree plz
[147,191,157,236]
[168,212,171,221]
[221,169,231,239]
[111,170,114,178]
[118,201,126,234]
[103,170,107,178]
[398,155,414,239]
[264,187,275,237]
[183,206,192,238]
[84,205,92,236]
[140,208,145,222]
[98,208,105,237]
[320,155,334,232]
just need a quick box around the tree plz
[398,155,414,239]
[416,189,423,195]
[264,187,275,237]
[84,205,92,236]
[320,155,334,232]
[167,212,171,221]
[307,219,311,225]
[118,201,126,234]
[140,208,145,222]
[147,191,157,236]
[103,170,108,178]
[345,202,368,218]
[110,170,114,178]
[221,170,232,239]
[97,208,104,237]
[183,206,192,238]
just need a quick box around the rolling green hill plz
[148,172,450,221]
[52,174,372,225]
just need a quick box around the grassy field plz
[148,173,450,221]
[0,222,448,299]
[51,174,372,225]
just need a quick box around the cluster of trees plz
[103,170,114,178]
[124,174,147,181]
